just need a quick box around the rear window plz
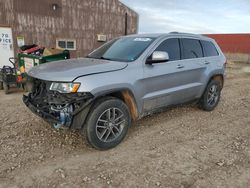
[182,38,203,59]
[201,40,219,57]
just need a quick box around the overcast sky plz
[120,0,250,34]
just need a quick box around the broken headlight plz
[50,82,80,93]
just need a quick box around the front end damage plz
[23,79,94,129]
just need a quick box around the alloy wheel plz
[95,108,125,143]
[207,84,219,106]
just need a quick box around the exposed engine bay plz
[23,78,94,129]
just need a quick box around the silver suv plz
[23,33,226,150]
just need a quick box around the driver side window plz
[155,38,181,61]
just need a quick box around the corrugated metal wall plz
[206,34,250,54]
[0,0,138,57]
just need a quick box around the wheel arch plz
[208,74,224,88]
[93,88,139,121]
[198,73,224,100]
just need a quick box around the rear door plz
[0,27,14,67]
[200,40,220,66]
[177,38,207,99]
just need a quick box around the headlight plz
[50,82,80,93]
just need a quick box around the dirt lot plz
[0,63,250,188]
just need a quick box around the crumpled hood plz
[28,58,128,82]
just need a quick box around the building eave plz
[118,0,138,16]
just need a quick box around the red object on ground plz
[205,34,250,54]
[21,46,41,54]
[17,75,23,83]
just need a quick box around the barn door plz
[0,27,15,67]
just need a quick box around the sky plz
[120,0,250,34]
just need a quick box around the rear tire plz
[0,82,3,90]
[199,80,222,111]
[3,83,9,94]
[83,97,131,150]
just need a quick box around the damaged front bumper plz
[23,79,94,129]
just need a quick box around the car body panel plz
[75,61,145,115]
[28,58,128,82]
[142,59,206,111]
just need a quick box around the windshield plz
[87,37,155,62]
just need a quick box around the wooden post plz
[125,12,128,36]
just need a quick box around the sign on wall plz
[0,32,12,50]
[17,36,25,47]
[0,27,14,67]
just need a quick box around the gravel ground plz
[0,62,250,188]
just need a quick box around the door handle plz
[177,64,184,69]
[204,61,210,65]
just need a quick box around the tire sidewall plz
[0,82,3,90]
[85,98,131,150]
[202,80,222,111]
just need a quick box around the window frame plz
[154,38,182,62]
[200,40,219,57]
[56,39,76,50]
[180,38,204,60]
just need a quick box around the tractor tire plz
[3,83,9,94]
[0,82,3,90]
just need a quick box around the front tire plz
[84,97,131,150]
[199,80,222,111]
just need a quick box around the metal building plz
[206,34,250,54]
[0,0,138,66]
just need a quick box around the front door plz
[0,27,15,67]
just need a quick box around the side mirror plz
[146,51,169,64]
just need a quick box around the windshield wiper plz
[85,55,93,59]
[85,56,113,61]
[100,56,112,60]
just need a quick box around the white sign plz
[17,36,25,47]
[134,38,152,42]
[0,33,12,50]
[0,27,14,67]
[24,57,34,72]
[0,33,11,44]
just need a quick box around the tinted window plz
[88,37,155,62]
[182,39,203,59]
[155,38,180,61]
[201,40,219,57]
